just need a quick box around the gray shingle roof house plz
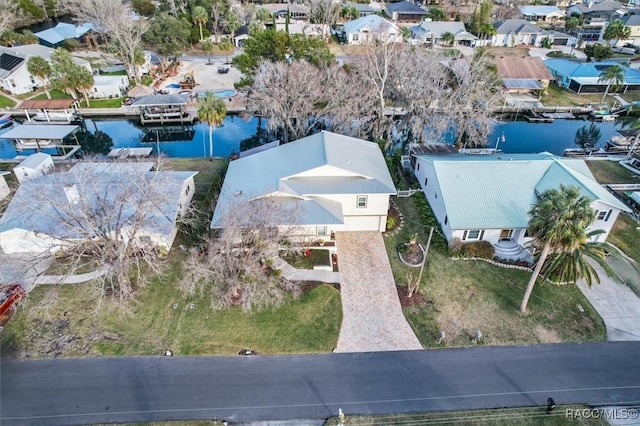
[409,152,630,260]
[0,162,197,254]
[342,14,403,44]
[492,19,544,47]
[211,131,396,236]
[410,21,478,45]
[385,1,428,23]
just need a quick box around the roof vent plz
[63,184,80,205]
[234,190,243,196]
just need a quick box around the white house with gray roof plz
[409,152,630,260]
[410,21,478,46]
[492,19,544,47]
[0,162,197,254]
[343,15,403,44]
[13,152,53,184]
[211,131,396,237]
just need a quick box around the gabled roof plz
[385,1,427,14]
[343,14,399,34]
[545,59,640,85]
[495,56,553,80]
[494,19,543,35]
[0,162,197,240]
[569,1,623,14]
[621,14,640,26]
[259,3,310,14]
[9,44,90,68]
[415,153,629,230]
[211,131,396,228]
[16,153,51,170]
[344,3,376,13]
[519,6,563,17]
[411,21,477,40]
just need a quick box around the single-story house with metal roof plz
[211,131,397,238]
[492,19,544,47]
[410,21,478,46]
[35,22,93,48]
[384,1,428,23]
[0,162,198,254]
[90,75,129,99]
[519,6,565,23]
[409,152,630,260]
[343,14,403,44]
[494,56,553,94]
[545,59,640,93]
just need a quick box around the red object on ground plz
[0,284,26,317]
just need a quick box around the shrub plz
[412,193,449,254]
[449,238,463,254]
[386,216,397,230]
[460,241,495,259]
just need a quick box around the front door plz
[500,229,514,240]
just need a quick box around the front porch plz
[493,238,533,263]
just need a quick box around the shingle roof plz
[0,162,197,241]
[343,14,399,34]
[211,131,396,228]
[416,153,630,230]
[570,1,623,14]
[621,15,640,26]
[411,21,477,40]
[385,1,427,13]
[495,56,553,80]
[494,19,542,35]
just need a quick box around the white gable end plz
[287,164,369,179]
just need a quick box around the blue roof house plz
[35,22,93,48]
[544,59,640,94]
[211,131,397,239]
[409,151,630,260]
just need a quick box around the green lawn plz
[100,70,127,76]
[88,97,125,108]
[0,260,342,358]
[608,214,640,265]
[541,84,605,108]
[586,160,640,184]
[33,89,72,100]
[325,406,608,425]
[386,196,606,348]
[282,249,331,269]
[0,92,15,108]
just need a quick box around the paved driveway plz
[578,260,640,341]
[334,232,422,353]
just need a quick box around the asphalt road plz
[2,342,640,425]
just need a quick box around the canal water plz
[0,115,625,159]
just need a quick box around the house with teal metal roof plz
[544,59,640,94]
[211,131,397,239]
[410,152,630,260]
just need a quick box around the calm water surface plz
[0,116,625,159]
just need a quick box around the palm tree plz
[574,123,601,152]
[192,6,208,42]
[201,39,214,64]
[27,56,52,99]
[598,65,625,104]
[441,32,455,47]
[520,185,598,313]
[540,230,615,287]
[603,19,631,48]
[197,93,227,160]
[219,37,233,64]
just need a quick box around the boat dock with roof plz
[1,124,81,159]
[129,93,195,125]
[18,99,82,124]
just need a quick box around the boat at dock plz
[525,110,554,123]
[0,114,12,129]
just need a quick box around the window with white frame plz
[463,230,483,241]
[317,226,327,236]
[596,210,607,221]
[352,33,359,41]
[356,195,367,208]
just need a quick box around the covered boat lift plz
[130,93,194,125]
[1,124,81,159]
[18,99,82,124]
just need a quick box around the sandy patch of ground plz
[171,60,243,92]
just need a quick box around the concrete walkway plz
[271,257,340,284]
[334,232,422,353]
[35,267,109,286]
[578,260,640,341]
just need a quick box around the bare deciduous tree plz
[108,6,150,84]
[0,0,18,35]
[67,0,124,44]
[306,0,340,42]
[248,60,376,143]
[4,160,196,313]
[181,195,303,311]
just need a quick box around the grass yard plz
[0,260,342,358]
[586,159,640,184]
[608,214,640,265]
[541,84,604,108]
[387,196,606,348]
[33,89,73,100]
[324,406,609,425]
[282,248,331,269]
[88,97,125,108]
[0,92,16,108]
